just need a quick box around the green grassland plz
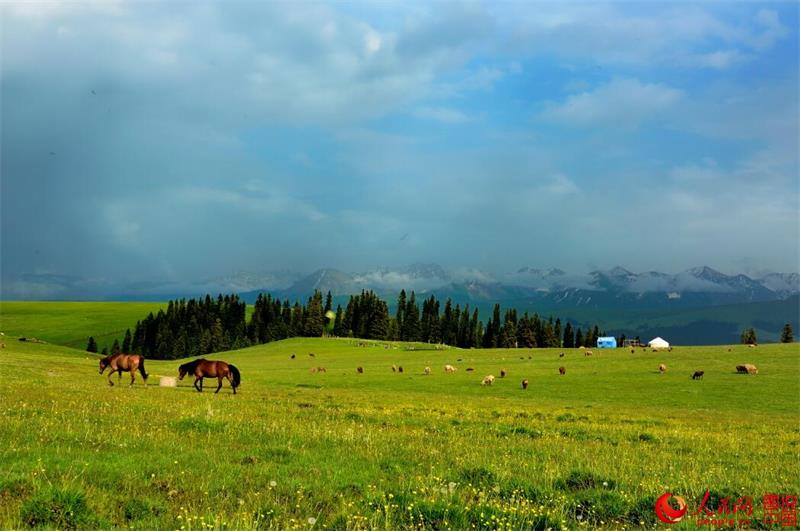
[0,301,168,350]
[0,304,799,530]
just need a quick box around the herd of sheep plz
[299,349,759,388]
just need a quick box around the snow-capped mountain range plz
[237,263,798,310]
[3,264,798,308]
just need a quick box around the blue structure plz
[597,336,617,349]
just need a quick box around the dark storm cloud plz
[1,2,797,299]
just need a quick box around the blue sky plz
[1,1,798,296]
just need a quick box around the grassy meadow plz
[1,303,799,530]
[0,301,168,351]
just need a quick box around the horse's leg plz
[227,374,236,395]
[194,377,202,392]
[215,376,223,394]
[118,369,122,383]
[108,369,116,386]
[129,370,135,386]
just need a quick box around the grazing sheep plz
[692,371,704,380]
[748,344,757,348]
[309,367,318,374]
[457,358,463,362]
[579,346,585,349]
[398,366,404,373]
[736,364,758,374]
[466,367,474,372]
[727,348,732,352]
[357,366,364,374]
[391,365,397,372]
[424,366,431,375]
[500,368,507,378]
[559,352,565,358]
[631,349,635,354]
[585,350,593,356]
[309,352,315,357]
[559,366,566,375]
[521,379,529,390]
[317,367,326,373]
[291,354,296,359]
[659,364,667,373]
[481,375,495,386]
[445,364,457,373]
[519,357,524,360]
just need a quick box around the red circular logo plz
[655,492,688,524]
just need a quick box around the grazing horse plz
[99,353,148,386]
[178,359,240,394]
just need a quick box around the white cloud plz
[748,9,789,51]
[540,78,682,129]
[683,49,751,70]
[179,186,326,222]
[414,106,471,123]
[545,174,579,195]
[496,3,789,68]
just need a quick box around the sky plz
[1,1,798,298]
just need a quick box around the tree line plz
[86,290,617,360]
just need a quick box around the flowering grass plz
[0,329,798,529]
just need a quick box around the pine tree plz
[563,322,574,348]
[368,299,390,339]
[470,308,481,348]
[111,338,121,355]
[86,336,98,353]
[501,321,517,348]
[554,318,562,348]
[101,346,108,356]
[401,292,419,342]
[395,290,407,340]
[517,315,535,348]
[575,328,584,348]
[304,290,325,337]
[780,323,794,343]
[333,305,344,337]
[740,328,757,345]
[122,329,132,353]
[211,318,225,352]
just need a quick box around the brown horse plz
[99,353,148,386]
[178,358,240,394]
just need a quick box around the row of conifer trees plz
[87,290,609,360]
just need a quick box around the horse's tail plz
[229,364,241,389]
[138,357,149,380]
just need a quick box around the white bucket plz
[159,376,177,387]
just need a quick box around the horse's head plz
[178,363,188,380]
[99,357,109,374]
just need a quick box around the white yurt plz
[648,337,670,349]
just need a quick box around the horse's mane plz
[179,358,205,372]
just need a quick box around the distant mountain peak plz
[515,267,565,277]
[608,266,634,277]
[687,265,726,280]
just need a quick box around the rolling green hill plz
[0,301,167,350]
